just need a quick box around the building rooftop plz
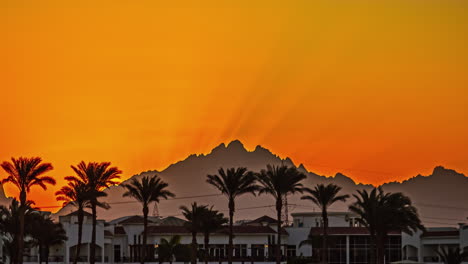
[147,225,287,235]
[309,227,400,236]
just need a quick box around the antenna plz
[282,194,289,226]
[153,203,160,217]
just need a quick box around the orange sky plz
[1,0,468,210]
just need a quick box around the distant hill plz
[48,140,468,226]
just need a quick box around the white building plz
[402,224,468,264]
[286,212,402,264]
[3,210,465,264]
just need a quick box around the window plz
[114,245,121,262]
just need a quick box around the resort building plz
[401,224,468,263]
[286,212,402,264]
[3,210,467,264]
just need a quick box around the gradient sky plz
[1,0,468,210]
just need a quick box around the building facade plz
[2,210,466,264]
[401,224,468,263]
[286,212,402,264]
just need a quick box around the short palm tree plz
[349,188,424,264]
[301,184,349,263]
[437,247,468,264]
[66,161,121,264]
[159,235,181,264]
[200,207,228,264]
[256,164,306,264]
[122,175,175,264]
[180,202,207,264]
[1,157,55,264]
[0,199,36,264]
[29,213,67,264]
[55,181,95,264]
[206,167,258,264]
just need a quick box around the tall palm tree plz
[437,247,468,264]
[55,181,96,264]
[180,202,207,264]
[206,167,258,264]
[256,164,306,264]
[122,175,175,264]
[199,207,228,264]
[301,184,349,264]
[29,213,67,264]
[66,161,121,264]
[349,188,424,264]
[159,235,182,264]
[1,157,55,264]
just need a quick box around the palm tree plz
[66,161,121,264]
[55,181,95,264]
[256,164,306,264]
[180,202,207,264]
[122,175,175,264]
[29,213,67,264]
[437,247,468,264]
[199,207,228,264]
[349,188,424,264]
[1,157,55,264]
[0,199,37,264]
[206,167,258,264]
[301,184,349,263]
[159,235,182,264]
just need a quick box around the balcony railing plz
[423,256,440,262]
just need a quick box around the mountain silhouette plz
[46,140,468,226]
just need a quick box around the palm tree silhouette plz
[206,167,258,264]
[66,161,121,264]
[301,184,349,264]
[200,206,228,264]
[1,157,55,264]
[0,199,36,264]
[55,181,99,264]
[122,175,175,264]
[180,202,207,264]
[29,213,67,264]
[159,235,182,264]
[256,164,306,264]
[437,246,468,264]
[350,188,424,264]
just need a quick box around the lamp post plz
[264,244,268,261]
[154,244,159,261]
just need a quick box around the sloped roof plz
[309,227,400,236]
[114,226,126,235]
[422,230,459,237]
[118,215,145,224]
[159,216,186,226]
[104,230,113,237]
[147,225,287,235]
[65,210,93,217]
[245,215,277,225]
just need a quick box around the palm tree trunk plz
[90,201,97,264]
[276,198,282,264]
[45,247,49,264]
[74,208,84,264]
[369,231,376,264]
[376,233,386,264]
[322,209,328,264]
[191,232,197,264]
[38,244,43,264]
[17,190,26,264]
[142,205,148,264]
[204,232,210,264]
[228,198,234,264]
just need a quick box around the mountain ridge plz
[29,139,468,226]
